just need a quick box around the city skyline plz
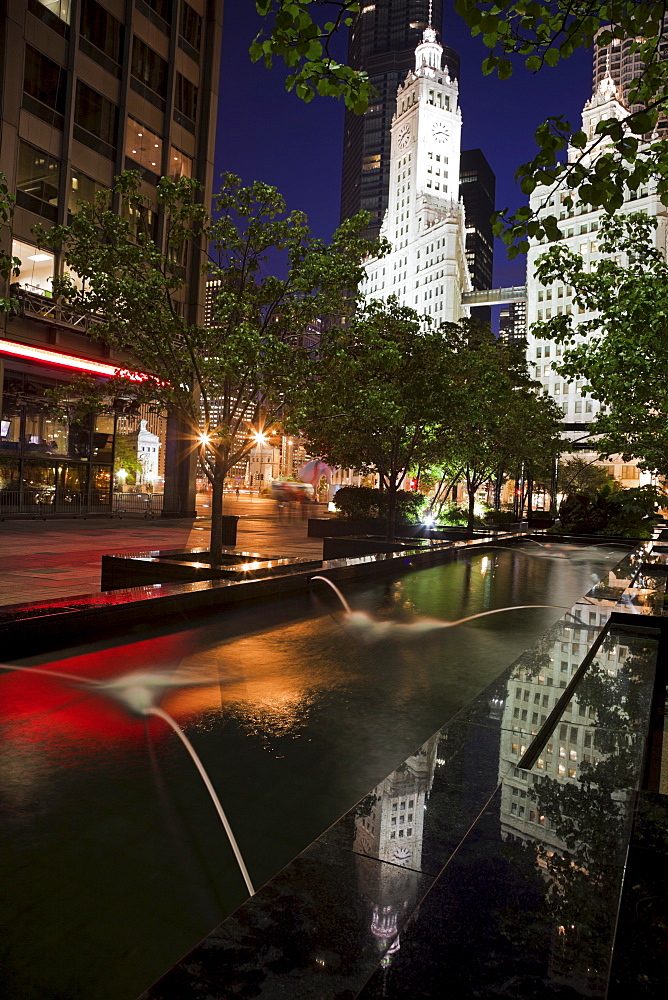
[217,1,591,288]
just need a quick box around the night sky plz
[215,1,592,289]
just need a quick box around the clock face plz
[432,125,449,144]
[392,846,411,864]
[397,124,411,149]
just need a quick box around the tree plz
[531,212,668,477]
[557,457,616,498]
[37,171,379,562]
[0,173,20,314]
[255,3,668,249]
[289,297,466,536]
[437,327,561,528]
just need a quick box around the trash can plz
[220,514,239,545]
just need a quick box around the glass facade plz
[0,369,115,510]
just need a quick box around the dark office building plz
[499,301,527,346]
[340,0,459,238]
[459,147,495,321]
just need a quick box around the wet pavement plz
[0,494,325,606]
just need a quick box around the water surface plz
[0,545,624,999]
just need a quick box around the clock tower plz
[362,20,471,325]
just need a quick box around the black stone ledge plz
[1,533,509,660]
[136,537,666,1000]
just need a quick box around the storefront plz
[0,366,115,512]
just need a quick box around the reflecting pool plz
[0,544,627,1000]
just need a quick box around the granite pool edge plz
[136,538,668,1000]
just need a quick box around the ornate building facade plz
[361,24,471,325]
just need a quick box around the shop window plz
[16,142,60,222]
[74,82,119,157]
[23,44,67,128]
[131,36,168,101]
[24,410,69,457]
[125,117,163,174]
[175,73,198,124]
[80,0,124,72]
[93,414,114,462]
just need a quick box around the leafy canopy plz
[531,211,668,476]
[250,1,373,111]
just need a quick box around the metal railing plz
[113,493,164,517]
[0,490,112,516]
[0,490,165,517]
[13,289,103,333]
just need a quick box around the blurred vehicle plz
[269,481,314,502]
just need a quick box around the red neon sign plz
[0,339,152,381]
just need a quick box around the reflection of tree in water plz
[490,635,656,996]
[525,645,654,991]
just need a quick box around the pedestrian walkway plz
[0,496,326,607]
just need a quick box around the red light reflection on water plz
[0,629,215,749]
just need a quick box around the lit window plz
[11,238,55,294]
[169,146,193,178]
[125,117,163,172]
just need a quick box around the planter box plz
[322,536,426,560]
[309,518,483,541]
[101,547,320,590]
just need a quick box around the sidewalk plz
[0,496,325,607]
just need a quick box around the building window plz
[80,0,124,71]
[180,2,202,56]
[125,117,163,175]
[16,141,61,221]
[68,168,106,216]
[132,36,169,100]
[169,146,193,178]
[11,238,55,294]
[74,81,119,156]
[34,0,71,24]
[23,44,67,128]
[175,72,198,124]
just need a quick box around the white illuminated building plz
[361,24,472,323]
[525,70,668,484]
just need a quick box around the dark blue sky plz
[215,2,592,288]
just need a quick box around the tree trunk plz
[210,471,225,564]
[467,485,476,531]
[494,471,503,510]
[526,475,534,521]
[385,487,398,540]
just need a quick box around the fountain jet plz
[311,576,570,644]
[0,663,255,897]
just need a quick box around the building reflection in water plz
[353,734,440,964]
[497,590,654,997]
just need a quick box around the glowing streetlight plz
[116,468,128,482]
[198,432,212,446]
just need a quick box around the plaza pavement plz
[0,494,326,607]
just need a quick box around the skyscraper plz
[498,301,526,346]
[361,25,471,324]
[0,0,223,515]
[459,147,495,322]
[340,0,459,239]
